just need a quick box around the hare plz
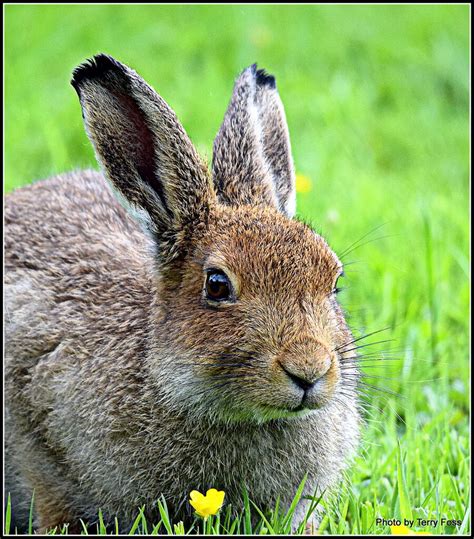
[4,54,360,533]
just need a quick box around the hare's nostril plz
[280,356,331,392]
[281,366,317,392]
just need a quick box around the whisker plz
[343,372,444,385]
[357,347,408,356]
[345,381,405,400]
[349,358,403,364]
[334,327,392,351]
[338,223,389,259]
[350,365,402,372]
[339,338,396,355]
[342,373,397,383]
[340,233,398,259]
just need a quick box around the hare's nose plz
[282,366,316,391]
[281,357,331,392]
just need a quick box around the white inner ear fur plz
[106,178,163,240]
[245,68,296,219]
[274,96,296,218]
[245,75,280,211]
[261,87,297,218]
[285,189,297,218]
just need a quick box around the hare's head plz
[72,55,357,423]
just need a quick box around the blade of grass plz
[458,491,471,535]
[151,520,164,535]
[226,516,241,535]
[281,474,308,530]
[249,501,276,535]
[4,493,11,535]
[28,489,35,535]
[97,508,107,534]
[397,442,413,521]
[138,506,148,535]
[79,519,89,534]
[173,520,186,535]
[242,487,252,535]
[157,497,173,535]
[337,497,349,534]
[447,465,465,516]
[128,510,143,535]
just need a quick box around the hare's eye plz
[205,270,233,302]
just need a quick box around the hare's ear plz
[212,65,296,218]
[72,54,215,255]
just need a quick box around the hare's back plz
[5,170,144,253]
[5,170,150,276]
[4,169,152,362]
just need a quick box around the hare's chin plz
[207,399,326,423]
[248,396,334,421]
[251,405,319,422]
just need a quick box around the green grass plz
[4,479,322,535]
[4,4,470,535]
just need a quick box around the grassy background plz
[4,4,470,535]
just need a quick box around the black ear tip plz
[71,53,125,90]
[255,67,276,90]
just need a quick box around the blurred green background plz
[4,4,470,535]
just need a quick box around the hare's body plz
[5,56,360,532]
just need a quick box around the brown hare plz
[4,54,360,533]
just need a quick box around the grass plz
[4,4,470,535]
[4,479,322,535]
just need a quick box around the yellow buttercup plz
[189,488,225,518]
[391,524,432,535]
[295,173,312,194]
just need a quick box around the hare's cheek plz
[326,353,341,385]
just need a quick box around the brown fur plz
[5,55,360,532]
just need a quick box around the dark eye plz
[205,270,233,302]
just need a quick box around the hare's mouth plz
[286,399,324,416]
[257,391,330,420]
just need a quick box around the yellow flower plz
[295,173,312,194]
[391,524,432,535]
[189,488,225,518]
